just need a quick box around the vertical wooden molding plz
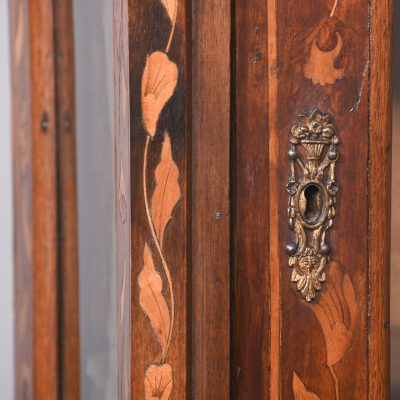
[29,0,59,398]
[191,1,231,398]
[9,1,34,398]
[11,0,81,398]
[114,0,131,398]
[368,0,392,398]
[234,0,270,398]
[130,0,189,398]
[267,0,280,398]
[53,0,80,398]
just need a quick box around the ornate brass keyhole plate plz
[286,109,339,301]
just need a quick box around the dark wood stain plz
[9,1,391,399]
[191,1,231,398]
[54,1,80,398]
[234,0,270,398]
[368,0,392,398]
[129,0,189,398]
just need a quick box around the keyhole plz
[299,184,323,224]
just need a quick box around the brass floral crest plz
[286,109,339,301]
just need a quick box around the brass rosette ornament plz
[286,109,339,301]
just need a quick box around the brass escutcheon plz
[286,109,339,302]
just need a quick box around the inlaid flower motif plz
[293,372,320,400]
[145,363,173,400]
[141,52,178,137]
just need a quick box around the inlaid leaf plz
[145,363,173,400]
[138,243,170,353]
[141,52,178,137]
[151,133,181,249]
[310,261,358,366]
[160,0,177,23]
[293,372,320,400]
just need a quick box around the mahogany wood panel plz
[235,1,390,399]
[369,0,392,398]
[9,1,34,398]
[271,1,370,399]
[114,0,131,398]
[53,1,80,398]
[191,0,231,398]
[234,0,270,398]
[285,0,368,396]
[29,0,59,398]
[129,0,189,398]
[11,0,80,398]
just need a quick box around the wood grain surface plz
[54,1,80,398]
[234,0,270,398]
[9,1,34,398]
[287,1,367,397]
[270,1,370,399]
[369,0,392,398]
[191,0,231,398]
[114,0,131,398]
[11,1,80,398]
[9,0,391,399]
[235,1,391,399]
[29,1,59,398]
[129,0,189,398]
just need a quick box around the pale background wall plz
[0,0,14,399]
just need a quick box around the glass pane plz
[0,0,14,398]
[73,1,116,399]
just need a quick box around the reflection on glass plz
[0,0,14,398]
[73,1,116,399]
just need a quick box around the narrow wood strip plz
[113,0,131,398]
[234,0,270,397]
[267,0,280,398]
[130,0,189,397]
[53,1,80,398]
[368,0,392,398]
[29,0,59,398]
[191,1,231,398]
[9,1,34,398]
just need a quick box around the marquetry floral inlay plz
[290,3,361,400]
[304,32,344,86]
[145,363,173,400]
[138,0,179,398]
[139,244,171,353]
[142,53,178,137]
[293,372,320,400]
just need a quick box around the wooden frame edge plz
[369,0,392,398]
[113,0,131,398]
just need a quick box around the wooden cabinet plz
[10,0,391,399]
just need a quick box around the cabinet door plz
[233,1,391,399]
[10,0,391,399]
